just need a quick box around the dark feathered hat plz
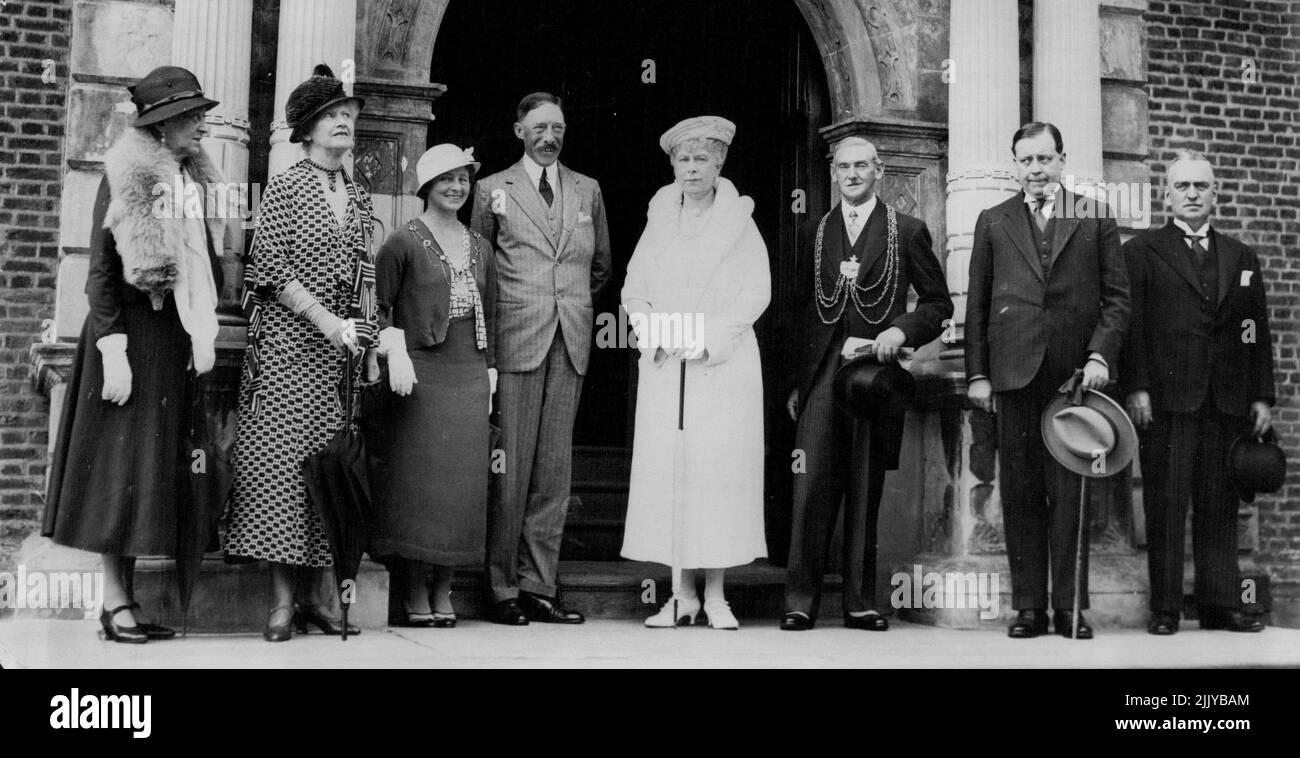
[285,64,365,143]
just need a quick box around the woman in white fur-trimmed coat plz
[43,67,228,644]
[620,117,771,630]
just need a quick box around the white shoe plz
[644,595,701,628]
[704,599,739,630]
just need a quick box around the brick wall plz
[1146,0,1300,584]
[0,0,69,572]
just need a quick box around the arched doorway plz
[424,0,831,560]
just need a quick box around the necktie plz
[1185,233,1207,267]
[1033,198,1049,233]
[847,208,861,243]
[539,169,554,207]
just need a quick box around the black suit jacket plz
[791,200,952,468]
[1120,222,1275,418]
[965,190,1130,391]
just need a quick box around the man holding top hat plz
[780,136,952,631]
[965,122,1130,639]
[1121,151,1277,635]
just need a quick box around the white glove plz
[379,327,416,396]
[682,340,707,361]
[488,367,498,395]
[98,334,132,406]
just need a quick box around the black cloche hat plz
[286,64,365,143]
[128,66,219,127]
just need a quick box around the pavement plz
[2,617,1299,668]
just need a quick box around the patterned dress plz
[222,160,376,566]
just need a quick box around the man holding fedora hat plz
[1121,151,1276,634]
[780,136,952,631]
[965,122,1131,639]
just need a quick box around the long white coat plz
[619,178,771,568]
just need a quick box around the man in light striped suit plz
[471,92,612,625]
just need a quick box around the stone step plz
[10,536,1285,631]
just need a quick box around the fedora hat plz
[416,144,481,197]
[286,64,365,144]
[1228,430,1286,503]
[1041,389,1137,478]
[832,356,915,420]
[128,66,218,127]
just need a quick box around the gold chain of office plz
[813,204,901,326]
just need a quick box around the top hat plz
[1228,430,1286,503]
[128,66,219,127]
[286,64,365,144]
[832,355,916,420]
[1041,387,1138,478]
[416,144,481,196]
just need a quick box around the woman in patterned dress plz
[223,65,377,642]
[368,145,497,628]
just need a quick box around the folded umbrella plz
[177,372,236,632]
[302,352,372,641]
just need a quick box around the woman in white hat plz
[620,117,772,629]
[368,144,498,627]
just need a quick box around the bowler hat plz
[832,356,915,420]
[286,64,365,143]
[1228,430,1286,503]
[128,66,218,127]
[416,144,480,197]
[1041,389,1137,478]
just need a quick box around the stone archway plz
[351,0,889,210]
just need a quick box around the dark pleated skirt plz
[43,297,192,556]
[368,317,489,566]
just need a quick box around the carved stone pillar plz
[171,0,253,310]
[268,0,358,178]
[352,0,450,240]
[1034,0,1105,196]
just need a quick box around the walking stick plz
[671,358,686,628]
[1072,476,1087,639]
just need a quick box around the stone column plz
[945,0,1021,342]
[1034,0,1105,196]
[268,0,358,177]
[170,0,253,309]
[893,0,1022,629]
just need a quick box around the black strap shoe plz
[100,604,148,644]
[844,611,889,631]
[128,602,176,640]
[780,612,814,631]
[293,604,361,636]
[1007,609,1048,638]
[518,591,584,624]
[488,599,529,626]
[1147,612,1179,635]
[1053,610,1093,639]
[1199,607,1265,632]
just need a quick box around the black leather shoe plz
[293,605,361,636]
[780,612,814,631]
[128,603,175,640]
[1007,609,1049,638]
[99,605,148,644]
[263,605,294,643]
[519,591,584,624]
[1053,610,1093,639]
[1199,607,1265,632]
[844,611,889,631]
[1148,612,1179,635]
[488,599,529,626]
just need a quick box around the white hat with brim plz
[416,144,481,195]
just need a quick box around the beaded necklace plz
[813,204,901,326]
[304,157,343,191]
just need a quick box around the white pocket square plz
[1241,270,1254,286]
[577,211,593,225]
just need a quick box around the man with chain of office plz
[781,137,953,631]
